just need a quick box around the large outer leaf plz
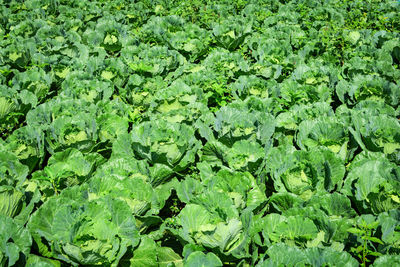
[266,146,345,198]
[0,214,32,266]
[185,251,222,267]
[342,156,400,214]
[377,210,400,247]
[0,151,28,187]
[373,255,400,267]
[176,204,247,257]
[258,243,358,267]
[296,117,348,156]
[259,243,309,266]
[0,150,40,220]
[130,120,201,172]
[157,247,184,267]
[261,214,318,243]
[26,254,61,267]
[129,237,158,267]
[28,186,140,266]
[4,125,45,171]
[0,188,24,218]
[212,16,252,51]
[351,112,400,155]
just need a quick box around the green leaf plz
[185,251,222,267]
[157,247,183,267]
[26,254,61,267]
[0,214,32,266]
[347,228,363,235]
[368,251,383,257]
[348,31,361,44]
[366,236,384,245]
[101,70,115,80]
[130,237,158,267]
[373,255,400,266]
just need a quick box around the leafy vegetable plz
[1,0,399,265]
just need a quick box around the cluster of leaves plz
[1,0,400,266]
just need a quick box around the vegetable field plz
[1,0,400,266]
